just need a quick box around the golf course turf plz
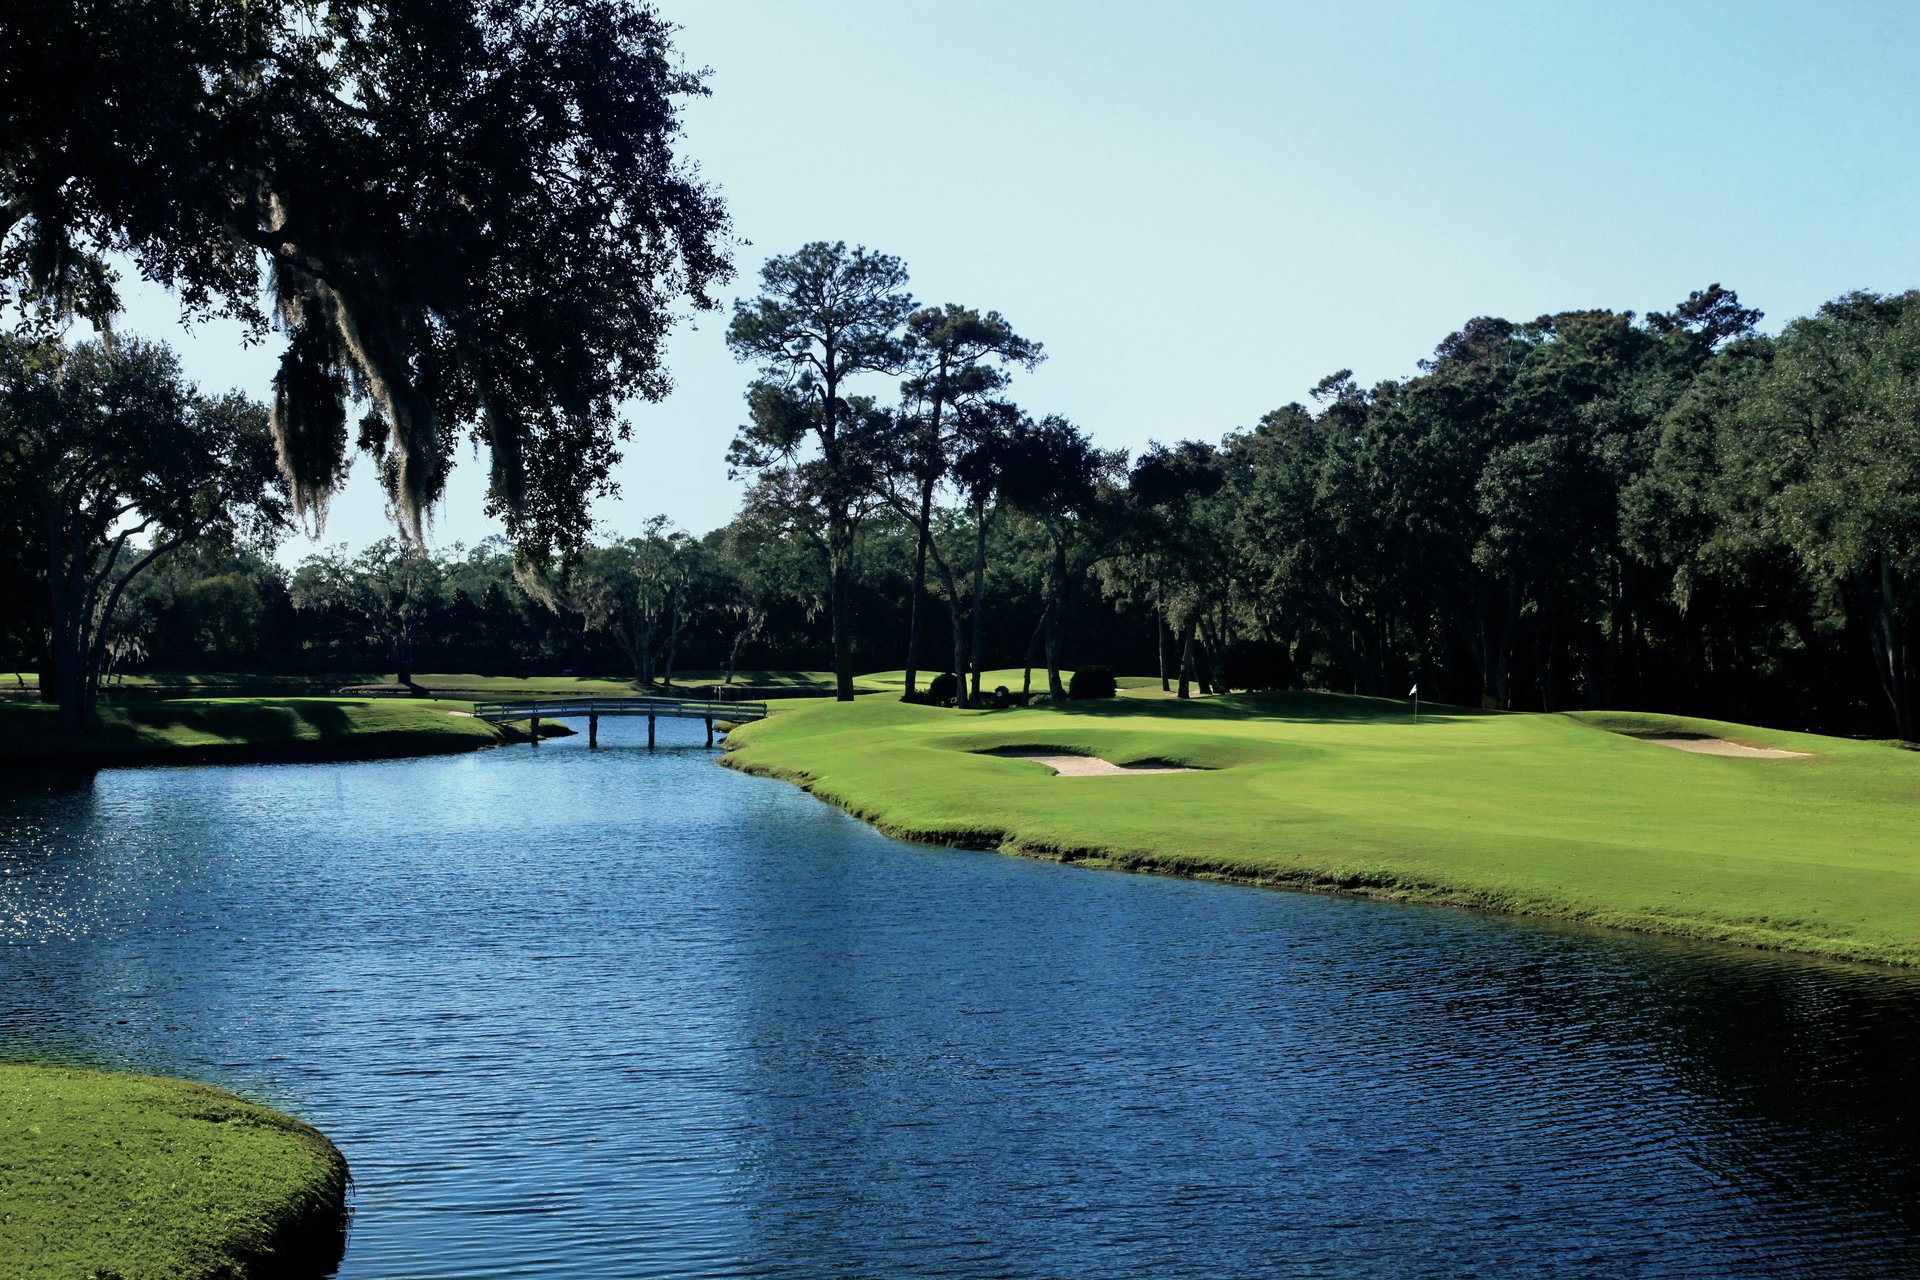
[0,696,505,768]
[0,1064,348,1280]
[722,689,1920,967]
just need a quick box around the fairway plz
[723,690,1920,967]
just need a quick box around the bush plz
[991,684,1012,709]
[925,671,959,705]
[1067,666,1117,700]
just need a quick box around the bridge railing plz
[470,696,769,724]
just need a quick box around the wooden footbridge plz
[471,695,770,749]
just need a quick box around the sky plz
[111,0,1920,564]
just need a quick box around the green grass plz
[0,696,503,767]
[721,689,1920,966]
[0,1064,347,1280]
[4,668,894,699]
[675,669,879,690]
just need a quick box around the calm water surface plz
[3,719,1919,1278]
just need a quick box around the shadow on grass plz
[1036,689,1492,725]
[129,700,359,743]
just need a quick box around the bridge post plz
[647,713,656,750]
[705,716,713,747]
[530,714,540,746]
[589,713,598,749]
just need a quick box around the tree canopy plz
[0,332,286,727]
[726,241,915,700]
[1,0,730,550]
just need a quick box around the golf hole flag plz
[1410,683,1419,721]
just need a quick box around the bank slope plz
[722,693,1920,966]
[0,697,504,768]
[0,1064,348,1280]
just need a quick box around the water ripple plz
[2,719,1919,1278]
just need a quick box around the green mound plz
[0,1064,348,1280]
[723,691,1920,966]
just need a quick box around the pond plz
[3,718,1919,1278]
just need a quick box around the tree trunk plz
[1197,614,1219,695]
[1045,606,1066,699]
[1177,615,1196,699]
[1021,602,1050,703]
[1156,594,1169,692]
[724,626,747,685]
[1045,544,1069,699]
[829,536,855,702]
[663,592,685,688]
[1496,574,1519,710]
[925,540,968,708]
[967,508,989,703]
[43,514,85,730]
[948,594,968,708]
[902,473,935,701]
[1859,557,1916,742]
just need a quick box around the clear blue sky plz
[115,0,1920,562]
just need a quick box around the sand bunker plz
[1640,734,1809,759]
[986,749,1198,776]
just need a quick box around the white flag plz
[1408,684,1419,697]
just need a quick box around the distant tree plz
[442,538,547,671]
[894,306,1041,699]
[134,544,292,665]
[1,0,729,550]
[291,539,447,687]
[551,520,703,687]
[1730,292,1920,740]
[951,402,1030,704]
[726,242,915,700]
[712,495,829,685]
[0,334,286,730]
[999,415,1130,699]
[1127,440,1229,697]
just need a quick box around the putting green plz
[722,690,1920,966]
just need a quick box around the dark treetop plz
[0,0,730,553]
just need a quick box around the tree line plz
[9,1,1914,740]
[6,249,1919,739]
[711,245,1920,739]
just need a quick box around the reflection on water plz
[3,719,1919,1278]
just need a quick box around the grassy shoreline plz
[0,696,505,769]
[721,690,1920,968]
[0,1063,348,1280]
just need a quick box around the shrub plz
[1067,666,1117,700]
[925,671,959,705]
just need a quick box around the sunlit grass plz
[723,690,1920,966]
[0,1064,347,1280]
[0,696,501,766]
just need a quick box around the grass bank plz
[0,1064,348,1280]
[722,690,1920,967]
[0,696,503,768]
